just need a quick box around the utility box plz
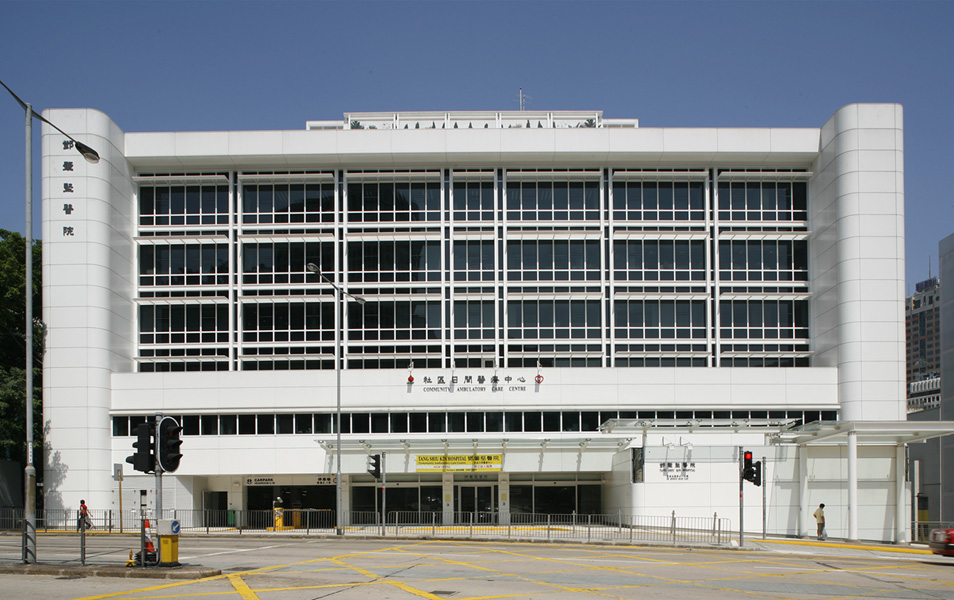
[156,519,181,567]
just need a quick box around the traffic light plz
[126,423,155,473]
[742,450,762,486]
[157,416,183,473]
[367,454,381,479]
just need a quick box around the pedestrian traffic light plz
[742,450,762,486]
[367,454,381,479]
[157,416,183,473]
[126,423,155,473]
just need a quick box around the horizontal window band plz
[612,230,709,240]
[718,292,811,301]
[345,171,441,182]
[239,173,335,184]
[451,171,496,181]
[611,170,708,181]
[239,233,336,243]
[135,296,230,304]
[134,174,230,186]
[505,170,601,182]
[717,171,813,181]
[718,230,811,241]
[136,235,229,244]
[613,292,710,300]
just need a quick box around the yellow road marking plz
[227,574,259,600]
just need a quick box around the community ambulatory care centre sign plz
[416,454,503,472]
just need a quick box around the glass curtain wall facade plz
[134,169,810,374]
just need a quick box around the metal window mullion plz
[500,169,509,369]
[602,168,611,368]
[711,169,720,368]
[447,170,454,369]
[233,171,242,371]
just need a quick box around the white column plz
[896,443,907,543]
[498,473,510,525]
[799,446,809,537]
[847,432,858,540]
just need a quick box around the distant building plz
[906,276,941,387]
[909,233,954,528]
[908,376,941,413]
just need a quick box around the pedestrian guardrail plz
[0,507,730,546]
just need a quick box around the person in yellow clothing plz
[813,503,826,540]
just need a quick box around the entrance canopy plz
[773,421,954,446]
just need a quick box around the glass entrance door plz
[456,485,497,523]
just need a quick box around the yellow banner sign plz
[416,454,503,472]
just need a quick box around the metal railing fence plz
[0,507,729,546]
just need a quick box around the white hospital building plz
[40,104,943,542]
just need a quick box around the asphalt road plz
[2,534,954,599]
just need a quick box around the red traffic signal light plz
[742,450,762,486]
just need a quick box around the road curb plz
[0,564,221,579]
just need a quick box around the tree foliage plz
[0,229,42,466]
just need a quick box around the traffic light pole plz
[155,413,163,519]
[739,446,744,548]
[381,451,387,536]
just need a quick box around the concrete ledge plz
[0,564,221,579]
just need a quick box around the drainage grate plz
[429,592,457,597]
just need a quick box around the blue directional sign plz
[171,520,181,535]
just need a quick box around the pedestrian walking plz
[77,499,93,531]
[812,503,825,540]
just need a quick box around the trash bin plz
[227,510,235,526]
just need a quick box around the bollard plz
[80,514,86,566]
[630,514,634,543]
[22,519,36,564]
[547,514,551,540]
[671,510,676,545]
[587,514,591,543]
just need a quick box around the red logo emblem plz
[534,374,544,384]
[407,375,414,384]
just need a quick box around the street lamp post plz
[306,262,364,535]
[1,79,99,563]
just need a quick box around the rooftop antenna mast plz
[518,88,531,111]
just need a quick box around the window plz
[506,179,599,221]
[140,183,229,226]
[508,300,602,340]
[508,240,600,282]
[243,182,334,225]
[614,240,705,282]
[718,240,807,282]
[140,304,229,345]
[243,241,333,286]
[140,243,229,287]
[347,178,441,223]
[612,180,704,221]
[452,179,495,221]
[614,300,707,340]
[453,241,495,281]
[348,240,442,283]
[717,180,807,222]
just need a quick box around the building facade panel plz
[40,105,914,541]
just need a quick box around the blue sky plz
[1,0,951,288]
